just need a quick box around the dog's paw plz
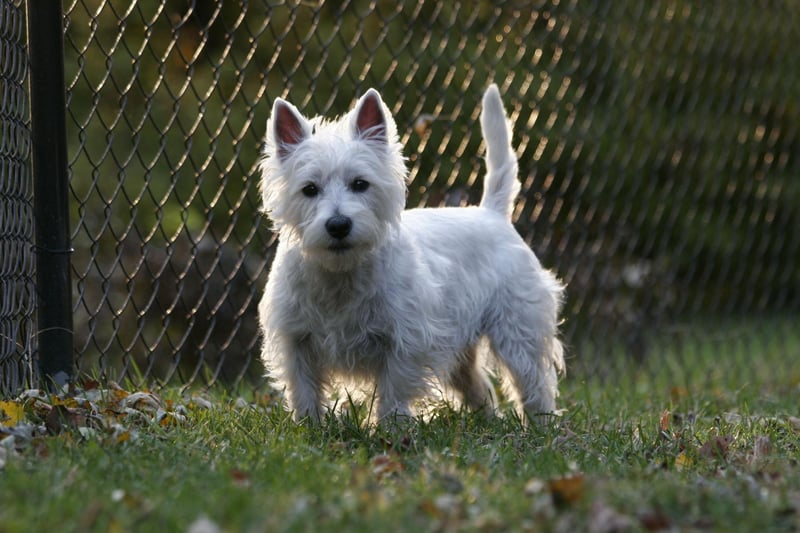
[377,405,414,424]
[292,406,324,424]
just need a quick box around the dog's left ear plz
[354,89,388,143]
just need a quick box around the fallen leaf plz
[52,396,81,409]
[723,412,742,424]
[157,409,186,428]
[674,451,693,470]
[31,437,50,458]
[525,478,546,496]
[121,392,160,413]
[229,468,251,488]
[187,515,222,533]
[631,426,643,450]
[18,389,48,401]
[699,435,732,460]
[0,400,25,427]
[79,377,101,391]
[413,114,437,136]
[588,500,635,533]
[78,500,104,530]
[419,498,442,519]
[78,426,99,440]
[548,474,585,507]
[752,435,772,461]
[189,397,213,410]
[552,427,578,448]
[433,493,461,516]
[659,409,670,432]
[371,453,404,480]
[45,404,85,435]
[113,428,132,444]
[670,386,688,403]
[108,388,130,406]
[638,510,671,531]
[436,472,464,494]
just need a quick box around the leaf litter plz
[2,387,799,531]
[0,380,210,467]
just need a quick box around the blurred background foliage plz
[60,0,799,386]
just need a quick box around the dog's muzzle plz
[325,215,352,240]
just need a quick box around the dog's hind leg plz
[448,343,497,414]
[485,288,564,424]
[490,334,563,424]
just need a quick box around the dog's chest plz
[299,288,397,360]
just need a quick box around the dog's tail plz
[479,84,521,220]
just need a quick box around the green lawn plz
[2,321,799,532]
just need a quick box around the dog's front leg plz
[284,336,326,422]
[375,357,415,421]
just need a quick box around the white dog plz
[258,84,564,423]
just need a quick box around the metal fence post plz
[26,0,73,388]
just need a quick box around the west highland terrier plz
[258,84,564,423]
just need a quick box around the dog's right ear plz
[271,98,310,161]
[354,89,388,144]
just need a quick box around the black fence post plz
[26,0,73,389]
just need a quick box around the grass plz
[2,322,799,532]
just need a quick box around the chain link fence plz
[2,0,798,394]
[0,0,34,394]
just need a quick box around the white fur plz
[258,84,564,423]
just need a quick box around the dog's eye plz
[301,184,319,198]
[350,178,369,192]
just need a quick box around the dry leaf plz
[669,386,688,403]
[723,412,742,424]
[52,396,81,409]
[0,400,25,427]
[229,468,251,488]
[78,500,104,530]
[674,452,693,470]
[548,474,585,507]
[122,392,160,413]
[114,428,132,445]
[79,378,101,391]
[108,388,130,405]
[45,404,84,435]
[187,515,222,533]
[631,426,643,450]
[157,409,186,428]
[413,114,436,136]
[588,500,635,533]
[18,389,48,401]
[371,453,405,480]
[638,510,671,531]
[433,494,461,515]
[659,409,670,432]
[419,498,442,518]
[699,435,732,460]
[752,435,772,460]
[189,397,213,410]
[525,478,546,496]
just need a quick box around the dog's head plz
[259,90,408,272]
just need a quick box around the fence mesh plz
[51,0,800,389]
[0,0,34,395]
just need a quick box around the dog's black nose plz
[325,215,352,239]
